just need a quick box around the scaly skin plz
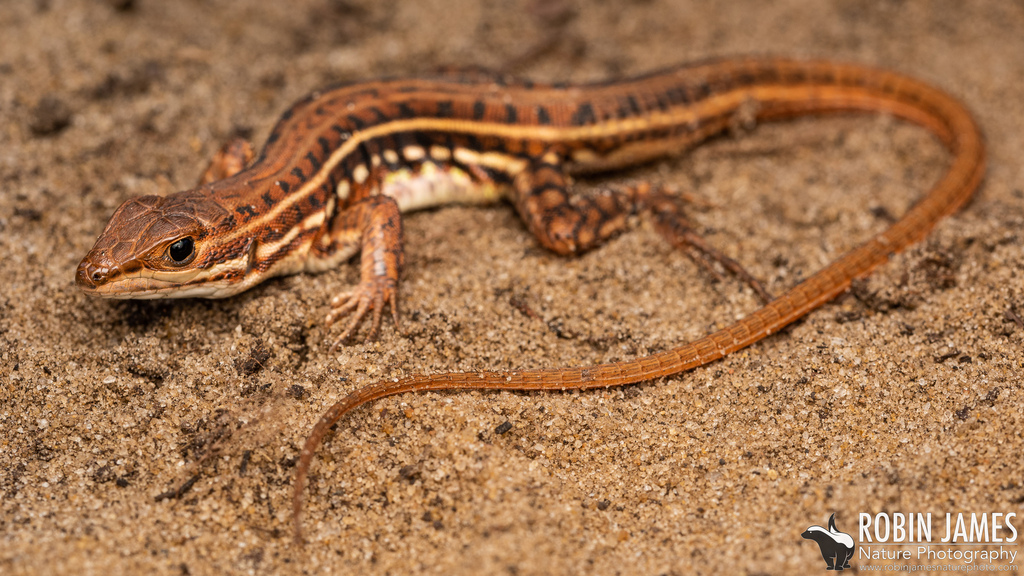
[74,57,986,544]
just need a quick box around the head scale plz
[75,191,255,299]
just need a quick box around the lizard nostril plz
[76,259,109,289]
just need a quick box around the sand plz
[2,0,1022,574]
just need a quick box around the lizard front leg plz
[199,138,405,346]
[319,195,405,349]
[198,137,254,185]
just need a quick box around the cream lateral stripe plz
[352,164,370,184]
[187,257,250,282]
[403,145,427,161]
[428,145,449,160]
[336,180,351,201]
[222,83,898,244]
[255,209,327,261]
[123,253,249,286]
[317,196,336,247]
[452,147,529,174]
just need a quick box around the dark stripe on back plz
[536,105,551,125]
[571,102,597,126]
[306,151,322,171]
[694,80,711,99]
[368,106,389,123]
[627,95,641,115]
[347,114,366,130]
[666,86,690,105]
[396,102,417,119]
[236,205,257,221]
[309,190,324,209]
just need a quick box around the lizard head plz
[76,191,257,299]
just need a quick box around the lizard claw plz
[325,277,402,350]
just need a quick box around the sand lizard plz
[75,57,986,542]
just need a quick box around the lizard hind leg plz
[512,151,642,255]
[512,152,770,301]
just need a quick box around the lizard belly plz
[302,161,507,274]
[379,161,507,212]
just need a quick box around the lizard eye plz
[168,237,195,264]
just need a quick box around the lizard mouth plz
[75,259,243,299]
[76,235,260,300]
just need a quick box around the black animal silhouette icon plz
[802,513,856,570]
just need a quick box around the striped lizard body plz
[74,57,985,543]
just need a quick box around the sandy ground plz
[2,0,1023,574]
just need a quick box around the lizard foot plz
[642,185,773,304]
[325,277,402,350]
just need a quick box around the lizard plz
[74,57,986,543]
